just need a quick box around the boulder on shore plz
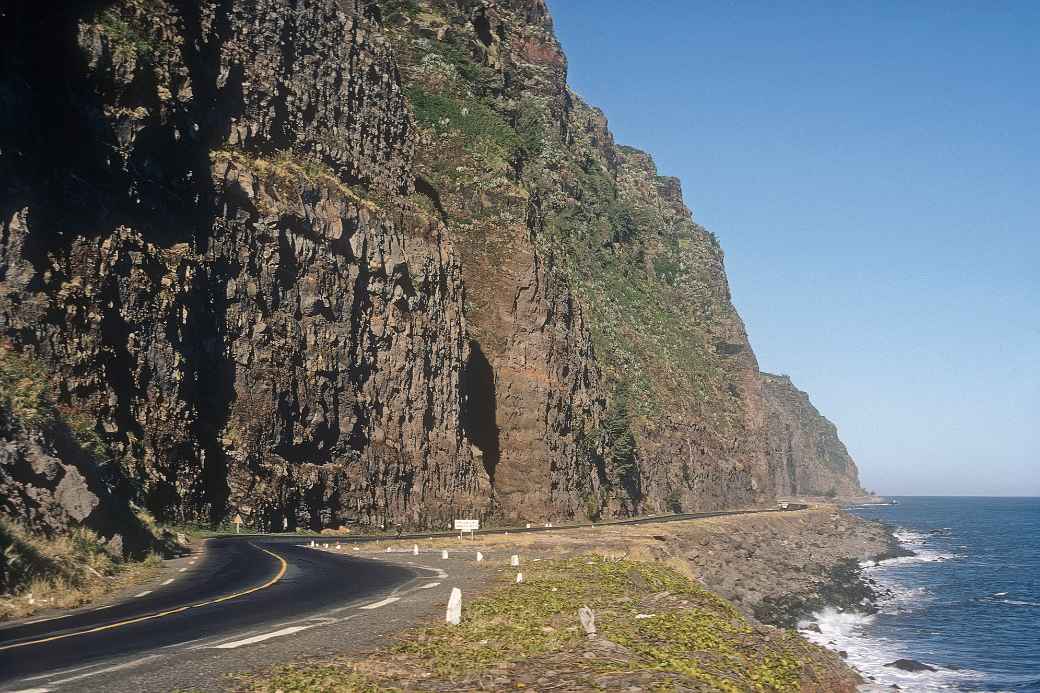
[885,659,937,673]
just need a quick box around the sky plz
[549,1,1039,496]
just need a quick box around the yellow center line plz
[0,544,288,652]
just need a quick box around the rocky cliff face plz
[0,346,155,556]
[760,373,865,498]
[0,0,860,530]
[1,0,487,529]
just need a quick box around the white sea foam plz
[800,526,987,691]
[874,550,959,566]
[799,608,983,691]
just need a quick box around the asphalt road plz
[0,538,444,691]
[0,508,792,692]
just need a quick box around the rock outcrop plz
[0,347,154,556]
[0,0,864,530]
[760,373,865,498]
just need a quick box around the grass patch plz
[210,149,379,211]
[0,518,163,621]
[405,86,522,165]
[248,556,850,692]
[93,2,174,64]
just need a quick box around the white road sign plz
[454,519,479,531]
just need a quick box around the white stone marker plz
[386,546,392,553]
[413,544,419,555]
[446,587,462,625]
[579,606,597,637]
[441,549,449,559]
[476,551,484,562]
[516,572,524,584]
[510,554,520,567]
[526,523,531,529]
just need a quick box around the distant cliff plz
[760,373,866,498]
[1,0,863,530]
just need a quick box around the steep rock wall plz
[384,0,773,519]
[760,373,865,498]
[1,0,488,528]
[1,0,865,529]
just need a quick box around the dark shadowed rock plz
[885,659,938,673]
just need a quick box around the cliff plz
[0,0,860,530]
[760,373,866,498]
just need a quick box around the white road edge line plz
[160,578,174,586]
[359,596,400,610]
[417,582,441,589]
[212,625,313,649]
[134,591,152,598]
[19,661,100,682]
[7,687,52,693]
[47,654,163,686]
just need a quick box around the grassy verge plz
[247,555,858,692]
[0,518,164,621]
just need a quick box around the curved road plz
[0,539,431,690]
[0,508,793,691]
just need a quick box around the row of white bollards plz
[308,540,526,573]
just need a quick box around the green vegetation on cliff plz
[0,344,109,464]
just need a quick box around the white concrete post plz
[516,572,524,583]
[579,606,597,637]
[526,523,531,528]
[446,587,462,625]
[510,554,520,567]
[441,549,449,560]
[413,544,419,555]
[386,546,392,553]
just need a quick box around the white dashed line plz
[212,625,313,649]
[7,687,52,692]
[417,582,441,589]
[160,579,175,586]
[359,596,400,610]
[134,591,152,598]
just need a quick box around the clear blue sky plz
[550,1,1039,496]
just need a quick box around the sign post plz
[233,513,243,534]
[453,519,479,540]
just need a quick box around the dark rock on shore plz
[886,659,938,673]
[753,557,881,628]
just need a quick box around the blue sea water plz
[800,497,1040,692]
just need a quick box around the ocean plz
[799,497,1040,692]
